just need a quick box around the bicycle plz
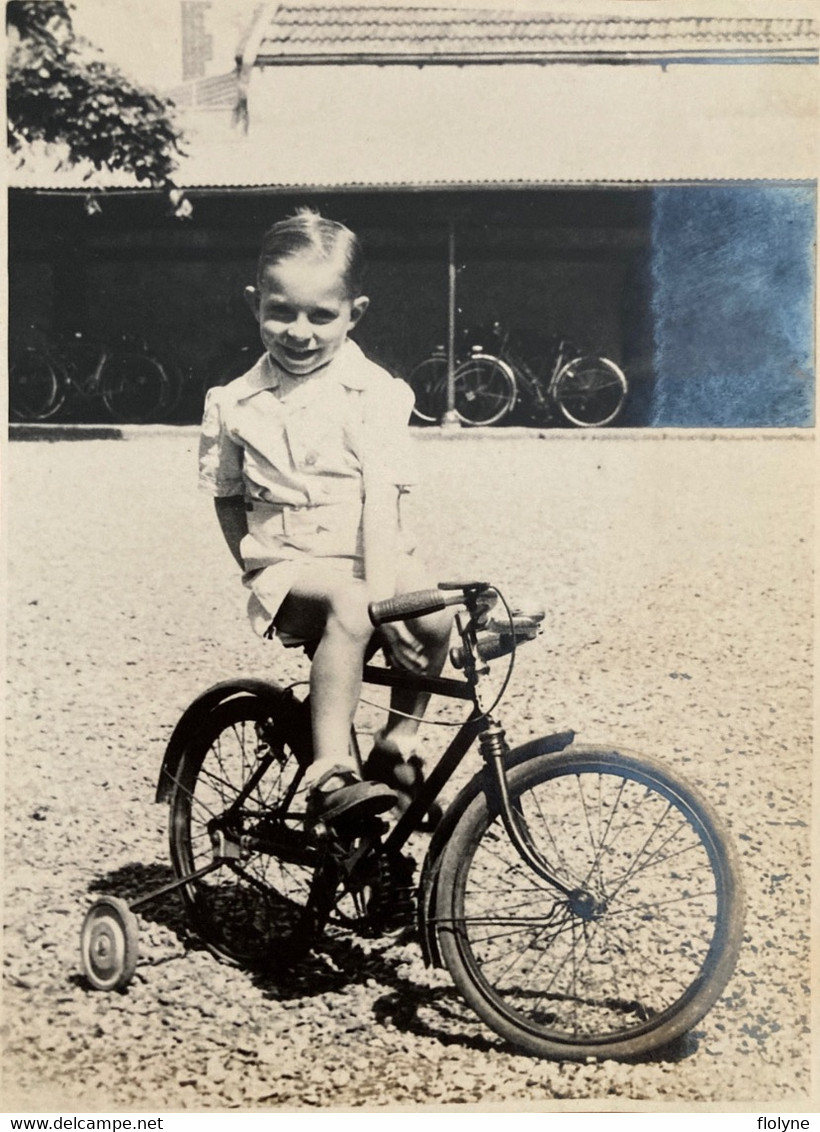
[80,580,745,1061]
[408,323,628,428]
[8,326,176,424]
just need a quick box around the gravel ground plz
[2,430,814,1112]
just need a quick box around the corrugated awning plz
[169,60,817,188]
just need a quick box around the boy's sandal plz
[306,765,397,829]
[362,743,443,832]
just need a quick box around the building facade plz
[7,3,817,426]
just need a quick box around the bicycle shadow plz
[85,862,504,1053]
[251,930,513,1056]
[88,861,194,940]
[85,863,700,1065]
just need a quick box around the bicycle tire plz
[552,356,627,428]
[9,347,66,421]
[435,745,744,1060]
[168,695,324,969]
[100,351,169,424]
[407,354,449,424]
[156,359,185,422]
[453,354,516,427]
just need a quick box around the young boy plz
[199,209,452,828]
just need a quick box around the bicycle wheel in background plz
[407,354,449,424]
[552,355,627,427]
[99,351,169,423]
[168,695,322,969]
[9,347,66,421]
[453,354,516,426]
[155,358,185,422]
[435,746,744,1060]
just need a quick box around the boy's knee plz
[414,607,454,649]
[326,584,372,642]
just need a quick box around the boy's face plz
[245,253,368,377]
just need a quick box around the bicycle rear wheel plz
[453,355,516,426]
[100,351,169,423]
[552,356,627,427]
[436,746,744,1060]
[168,695,323,969]
[407,354,448,424]
[9,348,65,421]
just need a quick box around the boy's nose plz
[287,315,313,342]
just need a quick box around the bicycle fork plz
[479,722,605,920]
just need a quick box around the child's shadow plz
[252,933,509,1055]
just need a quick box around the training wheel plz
[80,896,139,991]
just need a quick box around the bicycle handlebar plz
[368,588,466,626]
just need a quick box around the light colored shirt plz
[198,339,417,507]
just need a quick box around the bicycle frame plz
[348,617,578,961]
[153,590,577,962]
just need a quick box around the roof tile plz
[254,4,818,59]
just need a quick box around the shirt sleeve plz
[360,376,418,493]
[198,385,245,497]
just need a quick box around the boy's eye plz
[265,305,294,320]
[262,305,339,324]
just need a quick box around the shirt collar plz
[236,340,367,401]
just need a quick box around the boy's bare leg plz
[273,575,372,773]
[379,608,452,752]
[377,558,453,754]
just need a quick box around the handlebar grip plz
[369,588,458,626]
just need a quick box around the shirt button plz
[304,451,317,466]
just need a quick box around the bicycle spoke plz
[170,698,320,967]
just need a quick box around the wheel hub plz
[568,888,606,920]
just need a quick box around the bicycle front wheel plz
[100,351,169,423]
[168,695,322,969]
[9,348,65,421]
[552,356,627,428]
[453,355,516,426]
[436,746,744,1060]
[407,354,448,424]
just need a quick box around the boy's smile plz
[246,254,368,378]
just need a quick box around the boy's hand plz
[379,621,428,673]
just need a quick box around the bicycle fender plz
[155,678,307,803]
[417,729,574,968]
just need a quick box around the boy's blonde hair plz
[257,208,366,298]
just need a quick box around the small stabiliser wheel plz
[552,355,627,428]
[80,896,139,991]
[407,354,449,424]
[453,354,517,426]
[435,746,745,1060]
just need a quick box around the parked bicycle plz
[409,322,628,428]
[8,326,178,424]
[80,579,744,1061]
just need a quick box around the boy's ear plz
[244,285,260,319]
[349,296,369,327]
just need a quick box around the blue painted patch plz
[650,185,815,426]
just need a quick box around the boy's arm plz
[363,484,426,671]
[214,496,248,569]
[362,482,400,602]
